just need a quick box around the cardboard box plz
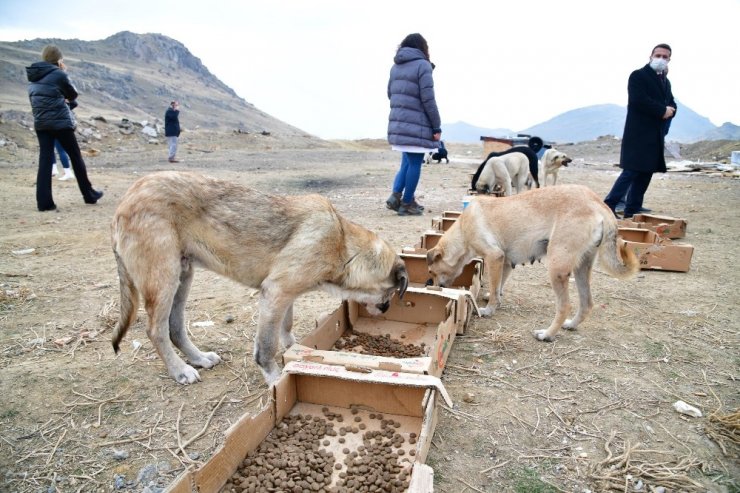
[167,361,450,493]
[419,230,443,250]
[632,213,687,239]
[618,228,694,272]
[283,287,461,376]
[399,249,482,334]
[430,216,457,232]
[399,249,481,294]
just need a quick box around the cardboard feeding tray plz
[632,213,687,239]
[283,287,461,377]
[618,228,694,272]
[431,216,457,232]
[399,249,482,334]
[418,230,443,250]
[166,361,451,493]
[399,249,482,294]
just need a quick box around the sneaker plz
[615,201,626,213]
[51,164,58,176]
[169,158,181,163]
[59,170,75,181]
[637,207,652,213]
[398,201,423,216]
[84,189,104,205]
[385,192,401,211]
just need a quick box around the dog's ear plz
[426,247,443,266]
[395,262,408,299]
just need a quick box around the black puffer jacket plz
[26,62,78,131]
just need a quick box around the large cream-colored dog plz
[111,171,408,385]
[540,148,573,186]
[474,152,530,196]
[426,185,638,341]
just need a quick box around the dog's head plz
[549,151,572,168]
[376,256,408,314]
[426,239,466,289]
[338,239,408,316]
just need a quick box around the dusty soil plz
[0,130,738,493]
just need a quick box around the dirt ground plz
[0,132,738,493]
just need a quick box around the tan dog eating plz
[426,185,638,341]
[111,171,408,385]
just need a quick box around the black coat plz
[26,62,79,131]
[164,107,180,137]
[619,64,676,173]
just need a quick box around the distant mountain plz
[701,122,740,141]
[444,102,733,144]
[0,32,310,136]
[440,122,514,143]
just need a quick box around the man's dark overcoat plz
[620,64,676,173]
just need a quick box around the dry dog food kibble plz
[220,408,413,493]
[333,329,425,357]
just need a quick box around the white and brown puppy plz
[474,152,530,196]
[111,171,408,385]
[426,185,638,342]
[540,148,573,186]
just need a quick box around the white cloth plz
[391,144,436,153]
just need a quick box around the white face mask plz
[650,57,668,73]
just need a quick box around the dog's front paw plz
[259,362,282,387]
[533,329,554,342]
[479,306,495,317]
[562,319,578,331]
[191,351,222,369]
[280,332,297,349]
[173,364,202,385]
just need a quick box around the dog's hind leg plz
[169,258,222,369]
[563,253,596,331]
[140,254,203,384]
[534,254,573,342]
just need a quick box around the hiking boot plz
[385,192,402,211]
[412,198,425,210]
[84,189,104,205]
[398,201,423,216]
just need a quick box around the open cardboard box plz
[399,248,482,334]
[166,361,450,493]
[430,216,457,232]
[418,230,443,250]
[632,213,687,239]
[283,287,461,377]
[618,227,694,272]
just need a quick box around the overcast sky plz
[2,0,738,139]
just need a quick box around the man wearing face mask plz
[604,43,676,219]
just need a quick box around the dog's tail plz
[597,216,640,280]
[111,250,140,354]
[470,154,492,190]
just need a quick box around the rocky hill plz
[0,31,311,137]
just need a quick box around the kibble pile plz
[221,406,415,493]
[333,330,426,358]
